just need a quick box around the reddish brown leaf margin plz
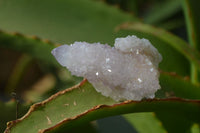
[5,79,88,133]
[5,77,200,133]
[40,98,200,133]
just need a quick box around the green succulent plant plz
[0,0,199,133]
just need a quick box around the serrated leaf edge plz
[4,79,88,133]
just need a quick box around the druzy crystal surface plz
[52,35,162,101]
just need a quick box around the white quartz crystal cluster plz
[52,35,162,101]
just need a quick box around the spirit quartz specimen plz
[52,35,162,101]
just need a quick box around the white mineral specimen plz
[52,35,162,101]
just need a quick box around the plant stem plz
[182,0,200,85]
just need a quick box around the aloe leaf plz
[158,71,200,99]
[117,22,200,73]
[0,100,28,132]
[182,0,200,50]
[0,0,136,44]
[1,30,198,132]
[0,30,83,93]
[124,112,166,133]
[5,80,115,133]
[0,31,58,66]
[182,0,200,85]
[5,79,200,133]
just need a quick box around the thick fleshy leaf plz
[0,30,58,66]
[0,100,28,132]
[0,31,83,92]
[124,112,166,133]
[5,80,115,133]
[0,24,198,133]
[5,79,200,133]
[182,0,200,84]
[158,71,200,99]
[182,0,200,50]
[0,0,135,44]
[1,2,199,133]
